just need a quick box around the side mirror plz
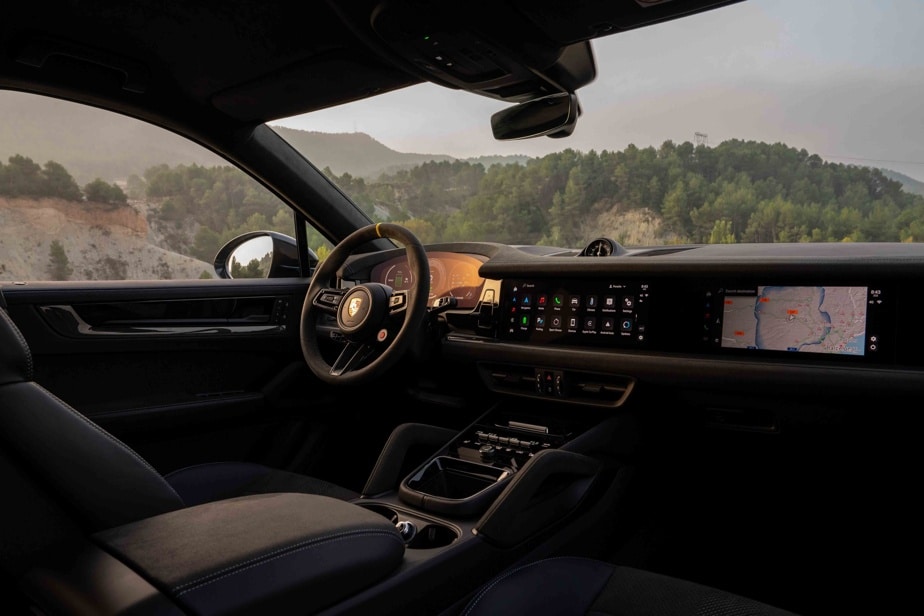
[213,231,311,279]
[490,92,580,141]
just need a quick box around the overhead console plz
[365,1,596,103]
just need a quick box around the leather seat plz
[0,306,356,532]
[462,557,798,616]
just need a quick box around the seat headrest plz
[0,308,34,385]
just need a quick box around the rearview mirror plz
[491,93,579,140]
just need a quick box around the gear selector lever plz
[396,520,417,543]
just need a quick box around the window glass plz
[269,0,924,248]
[0,90,317,281]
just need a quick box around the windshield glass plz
[270,0,924,249]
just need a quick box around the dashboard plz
[346,240,924,407]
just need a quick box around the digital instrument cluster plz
[369,251,487,310]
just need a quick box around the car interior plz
[1,1,918,615]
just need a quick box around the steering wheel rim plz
[300,223,430,386]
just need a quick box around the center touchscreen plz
[499,279,650,347]
[718,286,879,356]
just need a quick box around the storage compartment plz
[406,456,508,500]
[93,494,406,615]
[398,456,513,517]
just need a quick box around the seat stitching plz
[35,384,183,502]
[173,529,403,596]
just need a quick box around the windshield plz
[270,0,924,249]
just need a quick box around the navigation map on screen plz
[721,286,867,355]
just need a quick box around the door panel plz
[1,279,338,478]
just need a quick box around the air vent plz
[478,363,635,407]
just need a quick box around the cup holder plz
[357,503,399,524]
[408,524,458,549]
[356,502,460,550]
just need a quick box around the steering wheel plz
[300,223,430,385]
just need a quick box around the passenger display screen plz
[718,286,879,356]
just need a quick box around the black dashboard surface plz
[345,240,924,403]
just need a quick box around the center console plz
[396,407,589,517]
[355,402,630,557]
[31,405,635,616]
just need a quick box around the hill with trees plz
[323,139,924,247]
[5,138,924,282]
[119,139,924,255]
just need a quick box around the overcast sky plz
[271,0,924,181]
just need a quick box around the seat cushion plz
[462,557,797,616]
[164,461,359,506]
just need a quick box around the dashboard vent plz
[478,362,635,407]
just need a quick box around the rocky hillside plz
[0,197,213,281]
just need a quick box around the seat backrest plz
[0,306,185,531]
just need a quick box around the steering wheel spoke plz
[329,341,379,377]
[312,287,346,316]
